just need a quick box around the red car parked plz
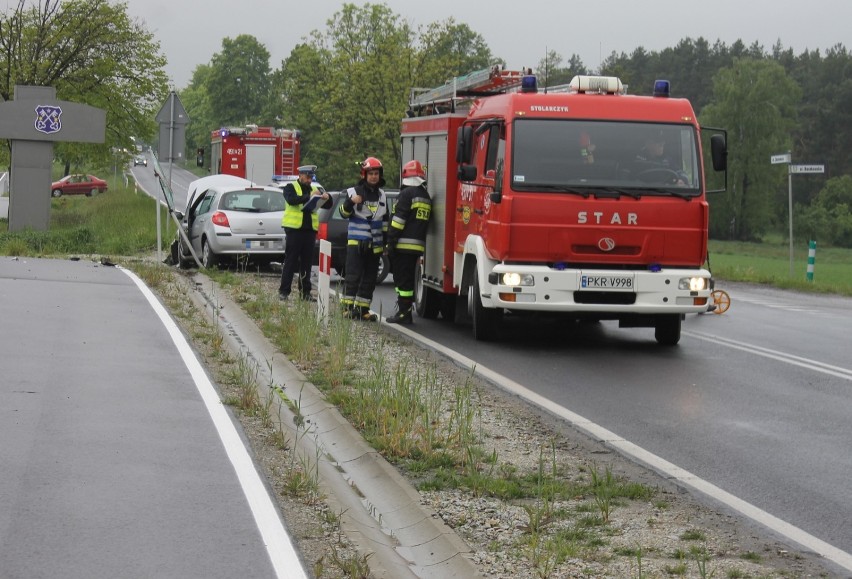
[51,174,108,197]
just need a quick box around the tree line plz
[2,1,850,247]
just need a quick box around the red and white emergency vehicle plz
[403,67,727,344]
[210,125,301,183]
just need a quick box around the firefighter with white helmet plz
[338,156,390,320]
[385,159,432,324]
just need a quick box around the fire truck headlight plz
[679,276,708,291]
[502,272,534,287]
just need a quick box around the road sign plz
[156,91,190,163]
[790,164,825,174]
[771,153,791,164]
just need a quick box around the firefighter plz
[635,130,688,185]
[385,160,432,325]
[278,165,331,301]
[339,157,390,321]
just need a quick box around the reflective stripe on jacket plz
[388,184,431,253]
[339,185,388,253]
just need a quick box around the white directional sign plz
[790,164,825,174]
[771,153,791,164]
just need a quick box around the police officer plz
[278,165,331,301]
[386,160,432,324]
[339,157,389,321]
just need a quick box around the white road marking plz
[121,267,307,579]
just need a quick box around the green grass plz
[709,238,852,296]
[0,183,164,257]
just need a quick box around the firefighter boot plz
[358,306,378,322]
[386,298,413,325]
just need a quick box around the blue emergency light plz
[521,74,538,93]
[653,80,670,97]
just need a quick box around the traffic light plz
[196,148,204,167]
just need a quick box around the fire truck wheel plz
[654,314,682,346]
[201,239,218,269]
[414,261,441,319]
[469,274,502,341]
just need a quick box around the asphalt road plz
[0,257,307,579]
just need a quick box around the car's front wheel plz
[51,189,62,198]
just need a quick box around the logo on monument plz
[34,105,63,135]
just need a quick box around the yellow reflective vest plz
[281,181,319,230]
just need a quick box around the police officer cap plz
[298,165,317,175]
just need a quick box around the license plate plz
[245,240,282,249]
[580,274,634,291]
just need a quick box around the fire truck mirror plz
[456,126,473,164]
[710,134,727,172]
[458,164,477,182]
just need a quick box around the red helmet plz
[360,156,383,178]
[401,159,426,180]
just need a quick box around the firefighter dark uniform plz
[339,157,389,321]
[278,165,331,301]
[386,160,432,324]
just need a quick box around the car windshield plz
[511,119,701,196]
[219,190,285,212]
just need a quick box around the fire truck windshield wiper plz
[630,187,696,201]
[524,184,592,198]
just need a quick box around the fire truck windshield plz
[511,119,701,195]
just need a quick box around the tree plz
[180,64,215,170]
[0,0,169,171]
[207,35,272,127]
[274,3,493,189]
[796,175,852,247]
[700,58,801,240]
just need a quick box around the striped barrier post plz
[317,239,332,325]
[806,240,816,282]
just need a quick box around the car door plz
[189,191,215,253]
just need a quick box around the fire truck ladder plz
[408,66,529,112]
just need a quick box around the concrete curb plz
[183,273,480,579]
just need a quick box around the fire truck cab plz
[402,68,727,345]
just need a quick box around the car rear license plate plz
[580,274,634,291]
[246,240,282,249]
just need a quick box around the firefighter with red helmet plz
[338,156,390,321]
[385,159,432,324]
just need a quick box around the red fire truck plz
[403,67,727,345]
[210,125,300,183]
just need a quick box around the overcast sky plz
[124,0,850,90]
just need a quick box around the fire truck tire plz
[414,261,441,319]
[654,314,682,346]
[201,238,218,269]
[470,274,501,341]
